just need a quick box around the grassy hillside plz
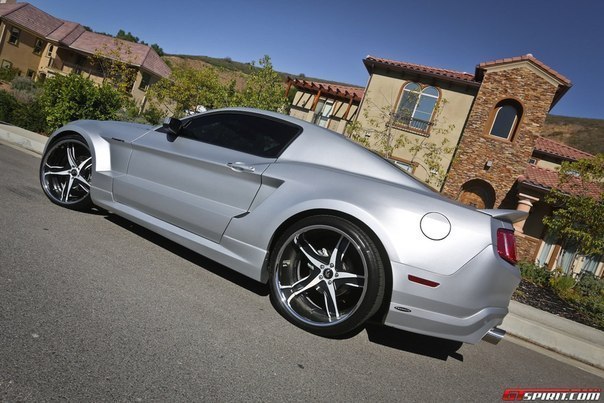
[542,115,604,155]
[165,54,360,87]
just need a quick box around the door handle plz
[227,162,256,173]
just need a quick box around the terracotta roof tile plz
[140,47,171,78]
[69,31,171,78]
[520,164,602,199]
[288,78,364,101]
[0,2,26,17]
[364,55,478,84]
[47,21,85,45]
[534,137,593,161]
[0,3,63,36]
[0,3,170,78]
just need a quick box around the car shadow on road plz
[364,323,464,361]
[104,213,464,362]
[104,214,270,297]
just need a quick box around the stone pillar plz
[514,193,539,233]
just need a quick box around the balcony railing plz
[390,113,432,134]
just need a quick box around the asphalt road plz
[1,142,602,402]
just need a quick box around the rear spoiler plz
[479,209,528,224]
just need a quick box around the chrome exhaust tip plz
[482,327,506,345]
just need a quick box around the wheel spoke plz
[294,234,327,269]
[78,156,92,171]
[329,235,350,270]
[74,174,90,189]
[335,272,365,288]
[286,272,322,307]
[43,164,71,177]
[320,282,340,320]
[66,144,77,168]
[61,176,75,201]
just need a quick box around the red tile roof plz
[364,55,479,85]
[534,137,593,161]
[47,21,85,46]
[288,78,364,102]
[0,2,62,36]
[520,164,602,199]
[70,31,170,77]
[0,2,170,78]
[0,2,27,17]
[364,54,572,107]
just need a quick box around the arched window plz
[395,83,439,132]
[487,100,523,140]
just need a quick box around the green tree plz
[346,99,454,188]
[148,65,237,117]
[90,39,138,97]
[239,55,287,112]
[543,154,604,257]
[116,29,139,43]
[40,74,123,132]
[151,43,164,57]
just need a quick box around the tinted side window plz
[181,113,301,158]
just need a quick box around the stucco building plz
[0,2,170,105]
[286,77,364,135]
[288,54,602,277]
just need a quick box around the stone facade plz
[515,233,542,262]
[442,66,559,207]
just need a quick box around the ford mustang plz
[39,108,524,344]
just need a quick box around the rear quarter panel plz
[224,161,495,277]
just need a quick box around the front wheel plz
[40,135,93,211]
[269,215,386,337]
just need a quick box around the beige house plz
[358,56,479,182]
[0,2,170,105]
[289,54,601,277]
[286,77,364,135]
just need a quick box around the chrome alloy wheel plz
[273,224,369,327]
[41,136,92,208]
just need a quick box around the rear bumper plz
[384,246,520,344]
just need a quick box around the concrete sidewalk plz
[1,123,603,370]
[503,301,603,369]
[0,123,47,154]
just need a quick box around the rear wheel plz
[269,215,385,337]
[40,135,93,211]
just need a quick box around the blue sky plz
[28,0,604,119]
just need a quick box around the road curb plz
[503,301,604,370]
[0,124,47,155]
[1,124,602,370]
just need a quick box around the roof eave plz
[363,58,480,88]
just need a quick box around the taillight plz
[497,228,517,265]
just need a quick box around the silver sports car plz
[39,108,524,344]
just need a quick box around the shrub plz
[0,90,18,122]
[0,67,19,82]
[40,74,123,132]
[11,76,36,91]
[549,271,576,298]
[518,261,551,286]
[575,272,604,298]
[11,76,40,104]
[9,99,46,133]
[141,105,164,125]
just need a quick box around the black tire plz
[269,215,386,337]
[40,134,93,211]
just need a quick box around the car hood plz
[65,120,155,143]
